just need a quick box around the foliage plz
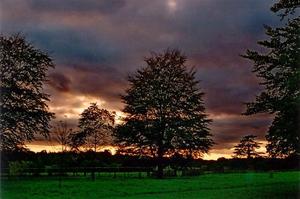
[271,0,300,19]
[266,108,299,157]
[77,103,115,152]
[68,131,86,152]
[233,135,262,159]
[115,49,213,177]
[0,34,55,150]
[9,161,32,176]
[243,3,300,157]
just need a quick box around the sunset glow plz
[25,141,267,160]
[26,141,117,155]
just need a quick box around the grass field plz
[1,171,300,199]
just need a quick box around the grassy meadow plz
[1,171,299,199]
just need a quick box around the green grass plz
[1,171,300,199]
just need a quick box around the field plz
[1,171,300,199]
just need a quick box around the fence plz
[1,167,154,179]
[2,166,293,179]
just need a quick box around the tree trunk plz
[247,146,251,159]
[157,163,163,179]
[92,146,96,181]
[156,147,164,179]
[94,133,97,153]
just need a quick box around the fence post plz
[58,167,62,188]
[91,168,95,181]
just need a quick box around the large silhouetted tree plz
[243,2,300,157]
[233,135,262,159]
[78,103,115,152]
[115,49,213,178]
[0,34,55,150]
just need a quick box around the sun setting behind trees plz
[0,1,299,198]
[0,35,266,161]
[1,0,297,159]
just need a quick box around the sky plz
[1,0,284,159]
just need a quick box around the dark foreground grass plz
[1,171,300,199]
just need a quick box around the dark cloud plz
[26,30,122,66]
[211,114,273,149]
[72,67,127,107]
[48,72,72,92]
[29,0,126,14]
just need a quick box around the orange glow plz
[48,93,125,124]
[26,143,62,153]
[25,141,117,155]
[26,141,267,160]
[49,94,106,119]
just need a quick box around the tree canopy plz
[233,135,262,159]
[115,49,213,177]
[0,34,55,150]
[77,103,115,152]
[271,0,300,18]
[243,2,300,157]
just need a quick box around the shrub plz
[9,161,31,176]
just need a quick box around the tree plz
[78,103,115,152]
[271,0,300,19]
[52,120,73,152]
[243,2,300,157]
[67,131,86,152]
[233,135,262,159]
[115,49,213,178]
[77,103,115,181]
[0,34,55,150]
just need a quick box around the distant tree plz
[243,2,300,157]
[52,120,73,152]
[233,135,262,159]
[0,34,55,150]
[115,49,213,178]
[78,103,115,152]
